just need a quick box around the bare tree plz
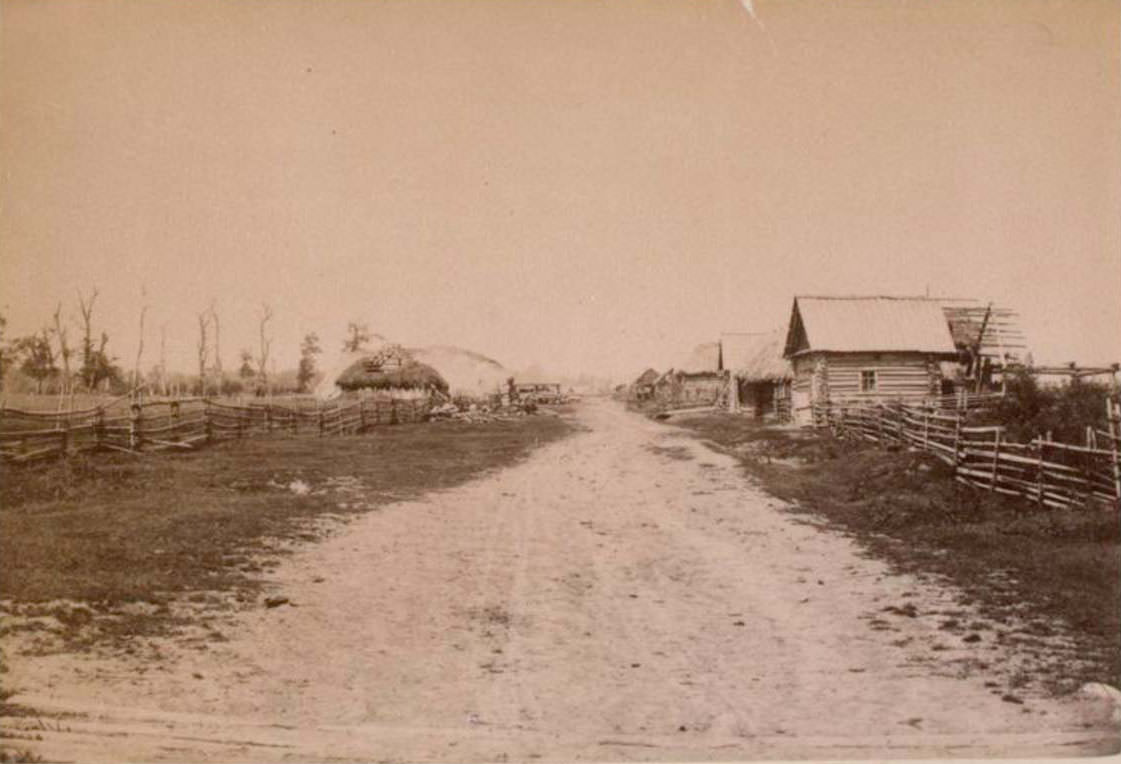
[132,303,148,397]
[209,301,223,393]
[158,322,169,396]
[77,288,98,390]
[51,302,73,398]
[196,311,211,396]
[256,303,274,393]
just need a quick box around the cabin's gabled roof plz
[634,368,660,386]
[722,330,791,381]
[784,296,959,357]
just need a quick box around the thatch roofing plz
[407,345,508,398]
[336,358,449,393]
[722,331,791,382]
[677,342,722,373]
[785,296,958,357]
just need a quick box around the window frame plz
[859,369,878,393]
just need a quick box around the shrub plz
[982,369,1113,443]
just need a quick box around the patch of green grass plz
[674,413,1121,691]
[0,415,576,619]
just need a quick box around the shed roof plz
[722,331,791,381]
[784,296,958,357]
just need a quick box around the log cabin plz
[783,296,960,425]
[676,342,726,406]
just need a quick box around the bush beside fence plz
[0,397,432,465]
[815,397,1121,510]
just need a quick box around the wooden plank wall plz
[825,353,939,402]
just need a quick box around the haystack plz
[407,345,509,399]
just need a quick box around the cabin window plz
[860,370,877,392]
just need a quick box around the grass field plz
[674,412,1121,694]
[0,413,577,651]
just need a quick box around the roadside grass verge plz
[0,414,577,649]
[672,412,1120,693]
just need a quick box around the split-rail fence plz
[813,397,1121,510]
[0,396,431,465]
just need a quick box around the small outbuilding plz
[631,368,660,401]
[513,380,563,403]
[335,345,449,397]
[721,330,792,420]
[783,296,959,425]
[315,343,449,400]
[674,342,726,406]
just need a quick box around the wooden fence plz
[814,397,1121,510]
[0,397,432,465]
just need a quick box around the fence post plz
[129,403,142,451]
[953,412,962,473]
[204,401,213,443]
[990,428,1001,491]
[95,407,105,451]
[1035,438,1045,506]
[360,399,367,432]
[265,405,273,433]
[391,399,399,426]
[923,408,930,452]
[60,415,70,458]
[170,400,181,445]
[318,404,325,437]
[1108,398,1121,509]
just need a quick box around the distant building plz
[673,342,726,407]
[721,330,791,420]
[513,380,563,403]
[631,368,660,401]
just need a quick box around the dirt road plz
[5,399,1118,761]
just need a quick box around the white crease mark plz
[737,0,778,56]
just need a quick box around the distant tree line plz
[0,298,380,399]
[0,290,126,395]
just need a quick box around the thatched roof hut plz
[336,358,448,394]
[722,331,790,382]
[315,342,449,398]
[677,342,723,374]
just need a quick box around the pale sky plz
[2,0,1118,381]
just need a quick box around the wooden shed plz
[721,331,792,420]
[783,296,959,425]
[632,368,659,401]
[675,342,726,406]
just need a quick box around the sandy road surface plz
[4,399,1118,761]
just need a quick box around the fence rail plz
[814,397,1121,511]
[0,397,432,465]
